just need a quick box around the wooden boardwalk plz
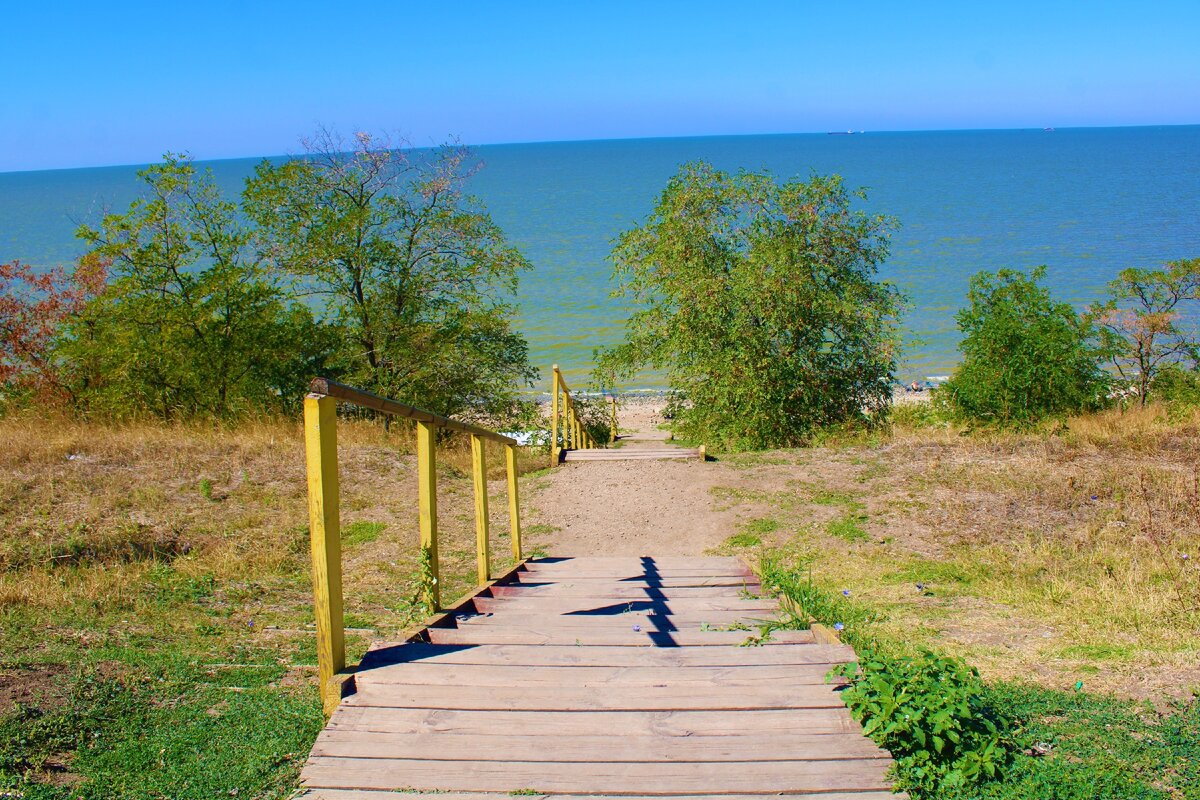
[298,556,901,798]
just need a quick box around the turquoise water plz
[2,126,1198,389]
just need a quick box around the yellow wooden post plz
[550,365,560,465]
[505,443,522,560]
[416,420,440,610]
[304,395,345,716]
[470,434,490,584]
[610,395,618,442]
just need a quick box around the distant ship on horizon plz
[827,130,864,135]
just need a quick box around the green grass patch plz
[1056,643,1136,662]
[826,514,869,542]
[884,559,977,586]
[342,521,386,546]
[758,547,1200,799]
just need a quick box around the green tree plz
[1091,258,1200,405]
[64,154,333,418]
[940,267,1108,425]
[594,162,903,450]
[245,130,537,420]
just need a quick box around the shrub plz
[838,652,1009,795]
[940,267,1109,425]
[595,163,904,450]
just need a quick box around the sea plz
[2,125,1198,390]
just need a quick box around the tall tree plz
[67,155,332,418]
[245,130,537,420]
[1091,258,1200,405]
[595,162,904,450]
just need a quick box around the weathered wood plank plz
[301,757,895,793]
[523,557,747,569]
[298,793,905,800]
[453,610,781,628]
[488,584,759,598]
[327,706,866,737]
[518,565,754,578]
[511,575,755,587]
[310,730,887,762]
[356,662,846,687]
[470,596,780,614]
[346,681,848,710]
[424,625,808,646]
[358,642,851,668]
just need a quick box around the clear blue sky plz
[3,1,1198,172]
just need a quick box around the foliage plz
[759,545,1199,798]
[1149,364,1200,407]
[837,652,1009,794]
[594,162,904,450]
[245,130,537,422]
[940,267,1109,425]
[64,154,335,418]
[0,257,106,408]
[1092,258,1200,405]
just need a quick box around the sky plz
[2,1,1198,172]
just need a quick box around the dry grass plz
[712,403,1200,701]
[0,413,541,708]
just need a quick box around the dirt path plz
[524,400,743,556]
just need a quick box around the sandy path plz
[524,400,741,556]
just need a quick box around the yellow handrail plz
[550,365,614,464]
[303,378,523,715]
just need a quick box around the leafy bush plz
[940,267,1109,425]
[838,652,1009,795]
[1150,364,1200,407]
[595,163,904,450]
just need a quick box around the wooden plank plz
[358,642,850,668]
[469,596,779,614]
[346,681,848,711]
[299,792,905,800]
[488,585,759,598]
[356,662,847,688]
[310,730,887,762]
[523,557,747,569]
[327,706,866,737]
[448,614,777,631]
[515,567,756,579]
[511,575,755,587]
[424,626,809,646]
[453,610,781,627]
[301,756,895,793]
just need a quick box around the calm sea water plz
[2,126,1198,389]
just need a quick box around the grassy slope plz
[0,416,532,798]
[709,403,1200,798]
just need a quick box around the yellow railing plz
[303,377,522,714]
[550,364,616,464]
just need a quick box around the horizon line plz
[3,121,1198,176]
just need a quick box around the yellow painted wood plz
[471,434,490,585]
[550,365,560,465]
[416,420,440,610]
[610,395,618,441]
[304,395,345,716]
[505,444,522,560]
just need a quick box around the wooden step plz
[359,642,852,668]
[346,681,849,711]
[355,662,847,688]
[469,596,780,614]
[310,730,886,762]
[562,448,703,462]
[301,756,895,794]
[425,625,807,647]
